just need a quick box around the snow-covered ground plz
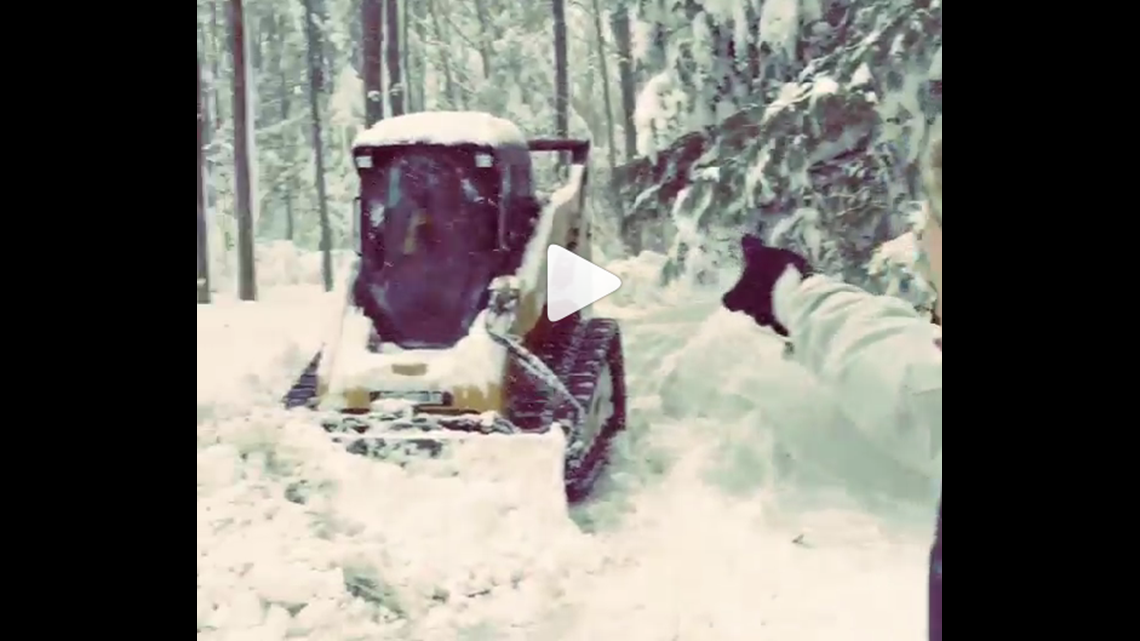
[197,254,939,641]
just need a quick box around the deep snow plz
[197,253,939,641]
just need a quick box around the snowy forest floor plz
[197,254,938,641]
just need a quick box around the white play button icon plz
[546,244,623,322]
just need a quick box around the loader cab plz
[350,141,540,349]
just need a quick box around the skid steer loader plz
[282,111,627,504]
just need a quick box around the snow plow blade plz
[281,314,626,505]
[321,409,571,518]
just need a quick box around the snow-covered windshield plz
[355,147,502,348]
[360,148,499,254]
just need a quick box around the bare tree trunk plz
[201,8,218,220]
[313,0,334,93]
[385,0,404,116]
[590,0,622,221]
[304,0,334,291]
[590,0,617,175]
[210,0,223,133]
[610,4,638,160]
[273,12,295,240]
[362,0,384,126]
[472,0,493,79]
[427,0,457,108]
[552,0,569,171]
[400,0,413,111]
[409,1,426,111]
[251,12,264,72]
[229,0,257,301]
[197,55,212,304]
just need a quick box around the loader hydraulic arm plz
[528,139,590,165]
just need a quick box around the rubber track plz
[562,319,626,501]
[283,353,322,409]
[509,318,626,501]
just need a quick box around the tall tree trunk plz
[251,13,264,72]
[198,27,216,236]
[273,12,295,241]
[197,56,212,304]
[202,9,218,218]
[346,3,363,81]
[401,0,414,111]
[427,0,456,108]
[229,0,257,301]
[410,0,426,111]
[385,0,404,116]
[590,0,621,220]
[590,0,617,176]
[472,0,493,79]
[303,0,334,291]
[210,0,223,133]
[400,0,409,107]
[362,0,384,126]
[552,0,569,171]
[313,0,334,93]
[610,4,637,160]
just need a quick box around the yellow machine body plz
[312,112,593,417]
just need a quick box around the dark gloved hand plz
[721,234,812,337]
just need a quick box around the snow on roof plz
[352,111,527,150]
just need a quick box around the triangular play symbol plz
[546,244,623,322]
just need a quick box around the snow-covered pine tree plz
[620,0,942,294]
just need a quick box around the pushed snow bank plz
[208,241,357,294]
[596,249,741,318]
[196,287,336,422]
[596,251,670,312]
[198,279,937,640]
[197,293,596,640]
[653,307,940,511]
[197,410,596,640]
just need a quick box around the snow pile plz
[197,277,592,639]
[652,308,940,510]
[198,261,938,640]
[208,241,356,294]
[198,294,601,640]
[255,242,357,288]
[198,408,607,640]
[559,447,928,641]
[595,250,671,312]
[196,289,334,422]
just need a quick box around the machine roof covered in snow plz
[352,111,528,148]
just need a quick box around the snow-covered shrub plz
[865,205,936,314]
[601,250,671,308]
[209,241,355,293]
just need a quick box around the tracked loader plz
[282,111,627,504]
